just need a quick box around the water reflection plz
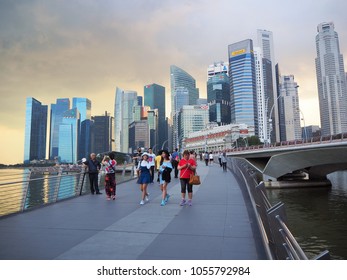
[266,171,347,260]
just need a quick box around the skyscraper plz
[178,105,209,149]
[147,109,159,149]
[144,83,166,149]
[278,75,301,141]
[315,22,347,135]
[58,108,80,163]
[170,65,199,149]
[257,29,279,142]
[91,111,114,154]
[129,120,149,153]
[49,98,70,159]
[72,97,92,159]
[114,87,137,153]
[228,39,258,132]
[170,65,199,112]
[207,62,230,125]
[24,97,48,164]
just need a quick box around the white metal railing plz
[0,164,135,218]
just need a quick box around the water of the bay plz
[266,170,347,260]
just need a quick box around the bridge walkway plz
[0,162,266,260]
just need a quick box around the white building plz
[315,22,347,135]
[278,75,301,141]
[114,87,137,153]
[254,47,267,143]
[184,123,255,152]
[257,29,279,142]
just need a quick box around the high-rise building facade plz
[114,87,137,153]
[49,98,70,158]
[58,108,80,163]
[91,111,114,154]
[170,65,200,149]
[254,48,266,142]
[257,29,279,142]
[147,109,159,150]
[170,65,199,112]
[72,97,92,159]
[207,61,229,77]
[278,75,301,141]
[24,97,48,164]
[144,83,167,149]
[228,39,258,133]
[315,22,347,135]
[129,120,149,153]
[207,70,230,126]
[178,105,209,150]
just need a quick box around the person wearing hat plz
[83,153,102,195]
[137,152,151,205]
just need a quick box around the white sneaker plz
[140,200,145,205]
[145,194,149,202]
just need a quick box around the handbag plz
[189,173,201,185]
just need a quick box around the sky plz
[1,0,347,164]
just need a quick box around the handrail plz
[225,132,347,153]
[0,163,135,218]
[228,157,330,260]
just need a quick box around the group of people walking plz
[82,148,198,207]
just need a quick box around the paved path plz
[0,162,266,260]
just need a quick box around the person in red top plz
[177,150,196,206]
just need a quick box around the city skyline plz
[1,1,347,164]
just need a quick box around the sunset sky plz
[1,0,347,164]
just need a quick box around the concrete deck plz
[0,162,266,260]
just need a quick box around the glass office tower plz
[207,72,230,125]
[24,97,48,164]
[58,108,80,163]
[228,39,258,133]
[315,22,347,135]
[49,98,70,159]
[72,97,92,159]
[144,83,166,149]
[170,65,199,149]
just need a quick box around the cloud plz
[1,0,347,163]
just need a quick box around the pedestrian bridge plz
[0,163,266,260]
[228,138,347,185]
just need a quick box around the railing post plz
[53,168,63,202]
[20,170,32,212]
[78,170,87,195]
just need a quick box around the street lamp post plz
[268,93,283,145]
[297,107,308,141]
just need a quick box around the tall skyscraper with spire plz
[24,97,48,164]
[315,22,347,135]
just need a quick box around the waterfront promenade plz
[0,162,266,260]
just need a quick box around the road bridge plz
[228,140,347,187]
